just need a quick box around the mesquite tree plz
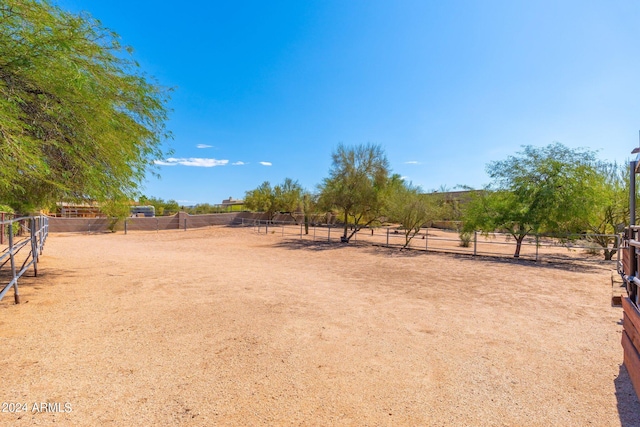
[318,144,390,242]
[385,176,443,249]
[244,178,303,223]
[463,143,599,257]
[0,0,171,212]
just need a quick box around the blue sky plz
[59,0,640,205]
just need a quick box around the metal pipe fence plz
[239,218,619,263]
[0,215,49,304]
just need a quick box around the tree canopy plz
[244,178,303,222]
[317,143,390,241]
[580,161,629,259]
[0,0,170,212]
[463,143,600,257]
[385,175,443,249]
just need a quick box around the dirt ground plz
[0,226,638,426]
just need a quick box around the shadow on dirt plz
[0,267,76,308]
[271,238,610,273]
[615,364,640,427]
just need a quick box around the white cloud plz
[196,144,213,149]
[154,159,177,166]
[404,161,419,164]
[400,176,410,180]
[232,161,246,166]
[259,161,272,166]
[155,157,228,167]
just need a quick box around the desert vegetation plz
[242,142,630,259]
[0,1,630,259]
[0,0,170,215]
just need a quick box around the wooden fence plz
[0,215,49,304]
[619,226,640,400]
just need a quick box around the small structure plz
[221,197,244,207]
[130,205,155,217]
[55,202,103,218]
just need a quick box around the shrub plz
[459,231,473,247]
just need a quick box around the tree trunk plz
[343,209,349,241]
[287,212,298,224]
[401,229,411,250]
[514,235,525,258]
[604,249,616,261]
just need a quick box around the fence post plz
[8,222,19,304]
[425,227,428,252]
[40,217,45,253]
[535,234,539,262]
[300,222,303,239]
[328,225,330,242]
[184,218,187,231]
[124,219,128,235]
[473,231,477,256]
[30,217,38,277]
[1,212,4,245]
[386,227,389,247]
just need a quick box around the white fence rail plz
[239,218,618,263]
[0,215,49,304]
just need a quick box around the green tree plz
[462,189,529,255]
[318,143,390,242]
[302,191,319,235]
[582,161,629,260]
[463,143,599,257]
[385,176,443,249]
[101,197,131,231]
[163,199,180,216]
[274,178,303,222]
[244,178,303,222]
[245,181,276,221]
[190,203,215,215]
[0,0,170,212]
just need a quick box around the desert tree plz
[462,143,599,257]
[244,178,303,222]
[302,191,319,234]
[318,143,390,242]
[385,176,443,249]
[274,178,303,222]
[0,0,171,212]
[163,199,181,216]
[190,203,215,215]
[462,189,530,256]
[244,182,277,222]
[581,161,629,260]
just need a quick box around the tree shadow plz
[271,239,353,252]
[615,363,640,426]
[271,238,609,273]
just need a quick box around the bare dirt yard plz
[0,226,638,426]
